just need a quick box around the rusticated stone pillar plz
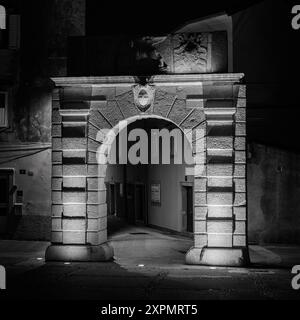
[186,81,249,266]
[46,86,114,261]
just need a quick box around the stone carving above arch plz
[132,84,155,113]
[173,33,208,73]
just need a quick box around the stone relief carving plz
[132,84,155,112]
[173,33,208,73]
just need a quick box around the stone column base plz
[45,243,114,262]
[186,247,250,267]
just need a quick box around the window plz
[0,92,8,127]
[0,5,6,30]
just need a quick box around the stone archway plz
[97,114,196,234]
[46,74,249,266]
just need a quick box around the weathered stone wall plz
[0,0,86,240]
[248,143,300,244]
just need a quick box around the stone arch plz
[96,113,198,166]
[47,75,249,266]
[96,114,198,233]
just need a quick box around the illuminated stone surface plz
[48,75,247,266]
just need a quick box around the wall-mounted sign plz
[151,183,161,205]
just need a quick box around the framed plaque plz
[151,183,161,206]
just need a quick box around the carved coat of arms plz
[133,85,155,112]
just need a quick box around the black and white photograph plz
[0,0,300,317]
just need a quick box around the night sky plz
[86,0,263,35]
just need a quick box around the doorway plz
[182,185,193,233]
[0,169,14,234]
[135,184,146,224]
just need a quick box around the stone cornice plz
[51,73,244,87]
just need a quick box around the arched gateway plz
[46,74,249,266]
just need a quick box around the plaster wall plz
[248,143,300,244]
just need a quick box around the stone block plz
[62,138,87,150]
[234,164,246,177]
[194,177,207,192]
[63,204,86,217]
[234,193,246,206]
[52,217,62,231]
[234,151,246,164]
[63,164,87,176]
[207,234,233,247]
[87,177,100,190]
[52,191,62,204]
[52,151,62,164]
[207,177,233,188]
[194,206,207,220]
[207,149,233,158]
[52,165,62,177]
[234,207,246,221]
[234,221,246,235]
[86,231,100,245]
[63,150,86,159]
[87,190,106,204]
[62,231,86,244]
[87,165,98,176]
[207,164,233,177]
[235,108,246,122]
[233,235,246,247]
[203,84,236,99]
[207,137,233,150]
[194,221,206,233]
[194,164,206,177]
[52,178,62,190]
[186,98,204,109]
[234,137,246,151]
[88,231,107,245]
[207,192,233,205]
[194,192,207,206]
[88,138,101,152]
[63,177,86,189]
[51,231,63,243]
[52,137,62,150]
[207,220,233,234]
[194,234,208,247]
[207,206,233,218]
[87,151,97,164]
[52,205,63,217]
[90,100,107,111]
[89,110,112,130]
[237,98,246,108]
[63,191,86,203]
[235,123,246,136]
[234,178,246,192]
[238,85,246,99]
[99,100,124,127]
[52,109,62,123]
[52,124,62,137]
[63,219,86,231]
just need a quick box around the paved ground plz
[0,222,300,300]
